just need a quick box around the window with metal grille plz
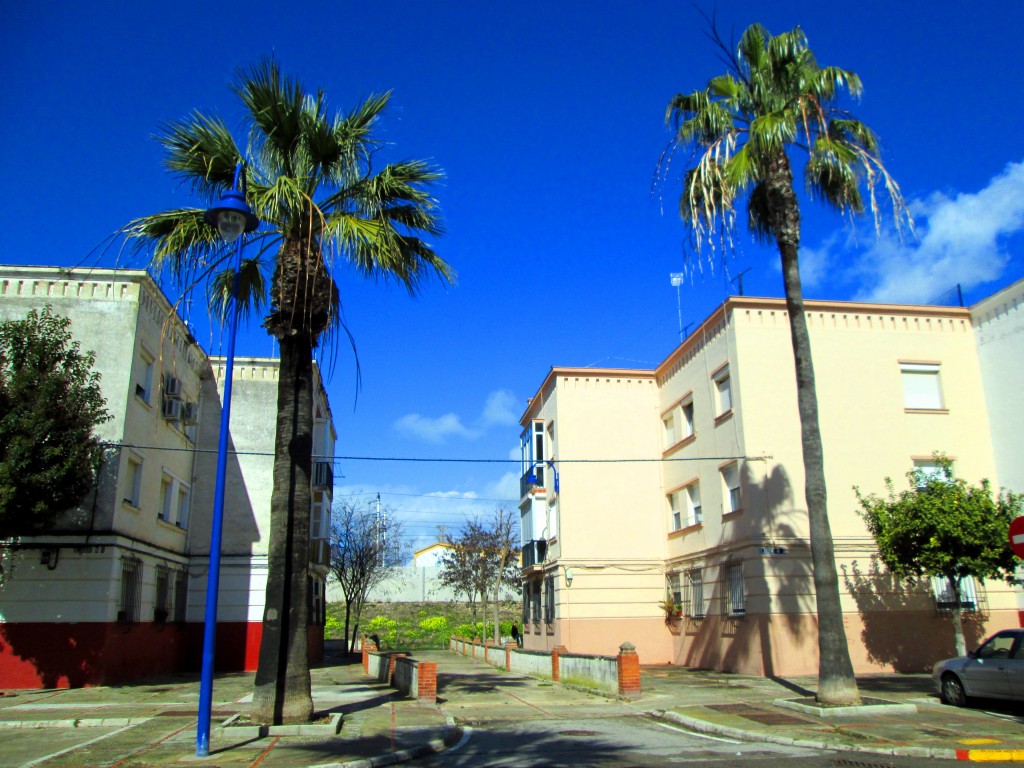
[682,568,704,618]
[118,557,142,622]
[154,565,171,622]
[544,575,555,623]
[531,579,542,624]
[726,563,745,616]
[173,570,188,622]
[932,575,979,612]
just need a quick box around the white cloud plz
[845,161,1024,303]
[393,412,477,443]
[393,389,520,444]
[479,389,519,427]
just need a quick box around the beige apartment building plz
[519,294,1022,676]
[0,266,334,687]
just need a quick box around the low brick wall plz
[448,636,639,696]
[361,636,437,702]
[393,656,437,701]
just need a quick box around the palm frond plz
[234,57,307,179]
[120,208,222,282]
[746,182,773,244]
[209,255,269,325]
[158,113,242,199]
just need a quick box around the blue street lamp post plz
[196,163,259,758]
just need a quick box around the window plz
[667,573,682,609]
[682,568,704,618]
[670,483,702,531]
[158,472,191,527]
[135,351,154,404]
[726,563,745,616]
[682,400,694,438]
[154,566,171,622]
[309,576,325,626]
[173,570,188,622]
[686,483,702,525]
[123,453,143,507]
[159,474,173,522]
[531,579,542,625]
[932,575,979,612]
[662,411,677,448]
[714,365,732,415]
[901,363,944,410]
[544,575,555,624]
[721,462,742,513]
[176,485,191,528]
[118,557,142,622]
[914,458,953,488]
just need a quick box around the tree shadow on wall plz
[686,461,815,678]
[841,558,988,672]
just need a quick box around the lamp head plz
[204,189,259,244]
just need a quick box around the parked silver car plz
[932,629,1024,706]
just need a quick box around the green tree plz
[122,59,453,724]
[663,22,908,705]
[439,509,521,643]
[0,306,111,554]
[856,456,1022,657]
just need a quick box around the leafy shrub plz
[324,615,344,639]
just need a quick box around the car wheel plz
[941,673,968,707]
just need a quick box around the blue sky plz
[4,1,1024,552]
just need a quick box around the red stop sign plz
[1010,516,1024,559]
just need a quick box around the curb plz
[652,709,960,761]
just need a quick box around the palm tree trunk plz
[766,152,861,706]
[252,332,315,724]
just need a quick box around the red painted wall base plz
[0,621,325,689]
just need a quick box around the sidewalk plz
[633,665,1024,762]
[1,649,1023,766]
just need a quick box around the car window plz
[1010,636,1023,660]
[976,633,1015,659]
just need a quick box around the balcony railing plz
[519,464,544,499]
[313,460,334,490]
[522,539,547,569]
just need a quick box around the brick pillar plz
[551,644,567,682]
[417,661,437,701]
[362,636,377,674]
[505,642,514,671]
[472,637,480,658]
[617,642,641,698]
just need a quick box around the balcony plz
[313,460,334,490]
[522,539,547,569]
[309,538,330,566]
[519,464,545,499]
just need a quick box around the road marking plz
[655,720,742,744]
[447,724,474,753]
[20,720,143,767]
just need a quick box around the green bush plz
[324,615,344,639]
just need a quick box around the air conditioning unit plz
[181,401,198,425]
[163,374,183,399]
[161,397,183,420]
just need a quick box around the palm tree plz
[664,23,907,705]
[123,58,453,723]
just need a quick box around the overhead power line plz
[102,442,768,465]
